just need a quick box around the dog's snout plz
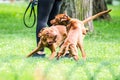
[48,41,54,45]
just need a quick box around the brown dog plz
[26,25,67,59]
[57,19,86,61]
[51,9,111,60]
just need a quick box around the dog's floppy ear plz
[59,14,71,24]
[50,19,56,25]
[45,31,49,37]
[63,12,70,20]
[38,27,46,37]
[65,15,71,21]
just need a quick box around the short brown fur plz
[26,25,67,59]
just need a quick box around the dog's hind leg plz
[77,40,86,60]
[69,44,79,61]
[62,44,70,57]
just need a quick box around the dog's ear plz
[38,28,46,37]
[63,12,70,20]
[50,19,57,25]
[59,15,71,23]
[65,15,71,21]
[46,31,49,37]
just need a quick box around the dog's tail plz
[82,9,112,24]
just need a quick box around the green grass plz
[0,3,120,80]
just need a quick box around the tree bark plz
[106,0,113,4]
[60,0,94,32]
[93,0,111,20]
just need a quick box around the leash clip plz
[31,0,38,8]
[23,0,38,28]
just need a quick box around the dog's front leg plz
[56,44,68,60]
[26,41,43,57]
[49,44,57,60]
[56,52,62,60]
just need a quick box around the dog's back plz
[52,25,67,36]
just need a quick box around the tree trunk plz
[60,0,94,32]
[10,0,15,3]
[93,0,111,20]
[106,0,113,4]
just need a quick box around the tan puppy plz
[26,25,67,59]
[51,9,111,60]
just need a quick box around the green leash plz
[23,0,37,28]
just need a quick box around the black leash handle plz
[23,0,37,28]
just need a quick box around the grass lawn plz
[0,3,120,80]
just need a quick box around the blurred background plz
[0,0,120,80]
[0,0,120,6]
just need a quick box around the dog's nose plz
[48,42,53,45]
